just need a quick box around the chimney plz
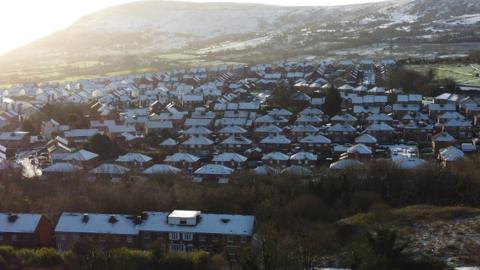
[141,211,149,220]
[82,213,89,223]
[7,213,18,223]
[108,215,118,224]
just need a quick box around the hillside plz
[0,0,479,83]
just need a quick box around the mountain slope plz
[1,0,479,79]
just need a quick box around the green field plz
[407,63,480,85]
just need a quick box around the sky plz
[0,0,386,55]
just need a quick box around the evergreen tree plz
[324,85,342,116]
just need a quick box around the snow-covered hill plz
[2,0,480,64]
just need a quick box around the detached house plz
[194,164,234,184]
[164,153,201,174]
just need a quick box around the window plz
[0,234,3,241]
[211,234,219,243]
[126,236,133,244]
[180,219,187,225]
[59,234,67,241]
[169,232,180,240]
[183,233,193,241]
[199,234,206,242]
[73,233,80,241]
[170,243,185,252]
[143,232,151,240]
[227,235,234,243]
[240,236,248,244]
[186,244,194,252]
[11,234,17,242]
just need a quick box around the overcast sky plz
[0,0,386,54]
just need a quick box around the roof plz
[64,150,98,161]
[329,159,364,170]
[221,135,253,145]
[55,213,139,235]
[142,164,181,174]
[328,123,356,132]
[347,144,373,155]
[439,146,465,162]
[433,132,455,142]
[116,153,153,163]
[43,162,81,173]
[194,164,234,175]
[260,135,291,144]
[160,138,178,146]
[290,152,317,161]
[355,133,378,144]
[0,213,42,233]
[366,122,394,132]
[90,164,130,174]
[64,129,98,138]
[212,153,248,163]
[165,153,200,163]
[141,211,254,236]
[300,134,331,144]
[182,135,214,146]
[262,152,290,161]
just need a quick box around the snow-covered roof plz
[260,135,291,144]
[300,134,331,144]
[262,152,289,161]
[43,162,81,173]
[212,153,248,163]
[355,133,378,144]
[439,146,465,162]
[347,144,373,155]
[142,164,181,175]
[393,158,426,170]
[0,213,42,233]
[290,152,317,161]
[182,135,214,146]
[329,159,364,170]
[90,164,130,174]
[165,153,200,163]
[64,150,98,161]
[116,153,153,163]
[194,164,234,175]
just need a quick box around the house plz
[90,164,130,181]
[439,146,465,166]
[259,135,291,152]
[428,103,456,118]
[399,121,433,143]
[55,213,140,251]
[145,121,174,135]
[41,119,69,140]
[212,153,248,170]
[289,152,317,168]
[140,210,254,256]
[116,153,153,170]
[164,153,201,174]
[56,210,255,256]
[142,164,182,175]
[0,213,54,248]
[64,129,99,145]
[0,132,30,148]
[299,134,332,154]
[218,125,247,138]
[355,133,378,147]
[364,122,395,144]
[432,132,456,156]
[441,118,473,139]
[262,152,290,168]
[327,123,357,143]
[64,149,99,169]
[42,163,82,177]
[220,135,253,152]
[193,164,234,184]
[281,165,313,176]
[342,144,373,160]
[181,135,214,156]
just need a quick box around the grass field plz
[407,64,480,85]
